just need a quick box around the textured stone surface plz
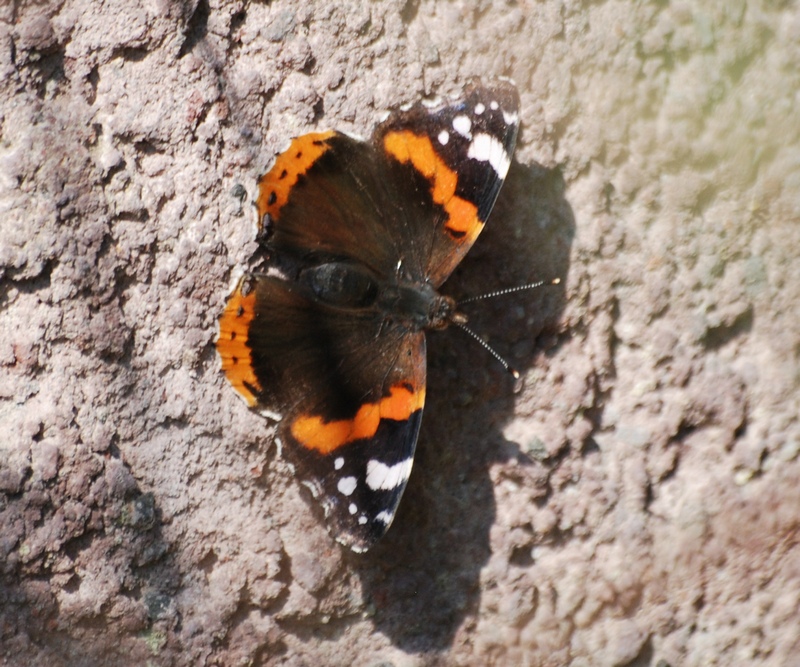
[1,0,798,665]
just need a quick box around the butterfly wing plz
[374,79,520,286]
[218,275,425,552]
[255,131,430,281]
[255,80,520,287]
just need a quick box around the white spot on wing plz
[340,129,367,142]
[334,457,344,470]
[375,510,395,525]
[349,503,358,515]
[301,479,322,498]
[319,494,335,516]
[438,130,449,145]
[474,102,486,115]
[467,133,512,178]
[503,110,519,126]
[490,100,499,110]
[258,407,283,422]
[358,515,368,525]
[452,115,472,139]
[337,476,357,496]
[265,266,290,281]
[366,458,414,491]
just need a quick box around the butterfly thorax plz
[299,260,458,331]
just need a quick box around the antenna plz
[453,320,520,378]
[458,278,560,305]
[453,277,561,378]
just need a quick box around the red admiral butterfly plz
[217,80,520,552]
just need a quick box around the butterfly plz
[217,79,520,552]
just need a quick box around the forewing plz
[256,132,416,278]
[373,80,520,286]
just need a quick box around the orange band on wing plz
[217,282,261,406]
[383,130,483,244]
[290,384,426,454]
[256,131,336,228]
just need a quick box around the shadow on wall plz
[352,159,575,652]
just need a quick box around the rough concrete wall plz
[1,0,798,665]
